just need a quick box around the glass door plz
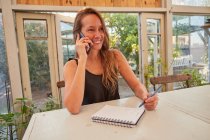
[16,13,59,106]
[140,13,165,91]
[55,14,75,104]
[55,15,75,81]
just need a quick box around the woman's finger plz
[76,33,80,41]
[145,95,158,103]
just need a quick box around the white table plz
[159,85,210,123]
[23,85,210,140]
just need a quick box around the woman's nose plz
[94,31,102,37]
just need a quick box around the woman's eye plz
[88,29,94,32]
[100,28,104,31]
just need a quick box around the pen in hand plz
[139,85,162,108]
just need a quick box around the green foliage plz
[24,21,47,37]
[27,40,50,90]
[0,39,9,82]
[0,98,33,140]
[173,45,181,58]
[144,65,155,90]
[102,13,139,72]
[0,113,17,140]
[0,97,60,139]
[39,96,60,112]
[173,23,190,36]
[24,21,50,90]
[182,69,205,87]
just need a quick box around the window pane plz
[24,20,47,38]
[172,0,210,6]
[62,39,75,62]
[26,40,51,105]
[147,35,161,76]
[59,21,75,63]
[103,13,139,98]
[172,15,210,88]
[0,13,11,113]
[60,22,73,38]
[147,19,160,34]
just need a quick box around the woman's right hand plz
[75,34,92,62]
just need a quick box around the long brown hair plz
[73,8,118,94]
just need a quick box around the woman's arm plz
[63,34,90,114]
[113,49,158,110]
[63,59,86,114]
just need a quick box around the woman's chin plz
[92,44,103,50]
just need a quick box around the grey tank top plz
[69,59,120,105]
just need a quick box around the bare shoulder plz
[110,49,124,60]
[63,59,78,75]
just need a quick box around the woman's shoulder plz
[64,58,78,70]
[109,48,124,60]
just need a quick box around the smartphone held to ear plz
[79,32,91,54]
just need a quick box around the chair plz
[150,74,192,91]
[57,80,65,88]
[56,80,65,107]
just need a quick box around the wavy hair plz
[73,8,118,94]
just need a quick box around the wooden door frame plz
[16,12,59,102]
[140,13,165,85]
[55,14,74,81]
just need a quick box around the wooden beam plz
[16,0,162,7]
[1,0,23,103]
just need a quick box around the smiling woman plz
[63,8,158,114]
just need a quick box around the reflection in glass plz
[172,15,210,88]
[147,19,160,34]
[147,35,161,77]
[0,13,11,114]
[26,40,51,105]
[60,21,75,64]
[62,39,75,63]
[172,0,210,6]
[24,20,47,38]
[60,22,73,38]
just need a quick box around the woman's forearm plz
[64,59,86,114]
[133,83,148,100]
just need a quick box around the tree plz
[0,35,9,83]
[27,40,50,90]
[102,13,139,73]
[24,21,50,90]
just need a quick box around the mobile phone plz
[79,32,91,54]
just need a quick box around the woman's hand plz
[142,94,159,111]
[75,34,93,61]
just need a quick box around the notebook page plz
[91,105,145,125]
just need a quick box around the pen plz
[139,85,162,108]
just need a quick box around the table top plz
[23,85,210,140]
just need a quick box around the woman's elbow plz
[64,100,81,115]
[68,107,80,115]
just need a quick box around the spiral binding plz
[91,116,135,128]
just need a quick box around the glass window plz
[172,0,210,7]
[147,19,160,34]
[102,13,139,98]
[56,12,142,98]
[23,19,51,106]
[172,15,210,88]
[24,20,47,38]
[0,13,11,113]
[60,21,75,63]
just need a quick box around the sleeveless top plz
[69,59,120,105]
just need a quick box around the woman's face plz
[81,14,105,50]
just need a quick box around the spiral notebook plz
[91,105,145,128]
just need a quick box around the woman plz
[63,8,158,114]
